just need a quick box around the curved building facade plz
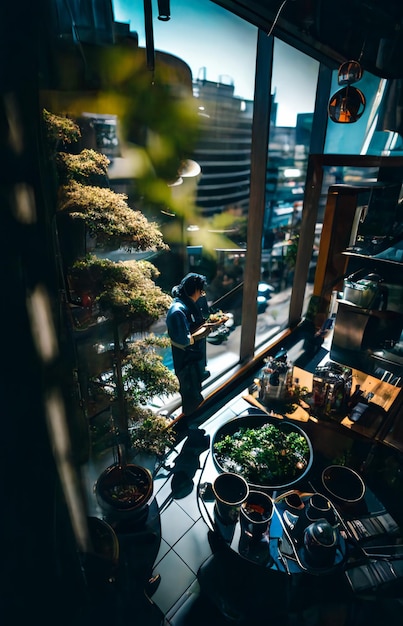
[192,78,253,215]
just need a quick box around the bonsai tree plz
[43,109,179,460]
[69,254,179,457]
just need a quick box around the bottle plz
[324,382,334,415]
[331,380,345,413]
[285,363,294,399]
[313,377,326,411]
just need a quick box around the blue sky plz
[112,0,319,126]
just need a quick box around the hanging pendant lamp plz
[328,59,365,123]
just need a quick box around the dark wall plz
[0,2,86,623]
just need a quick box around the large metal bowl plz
[212,412,313,490]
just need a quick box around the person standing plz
[166,273,213,416]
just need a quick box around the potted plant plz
[43,110,179,470]
[89,334,178,463]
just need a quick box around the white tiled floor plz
[145,393,254,620]
[86,383,334,622]
[159,501,196,547]
[149,455,212,617]
[173,518,214,575]
[150,548,198,616]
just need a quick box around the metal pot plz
[303,518,338,566]
[306,493,336,525]
[343,270,387,310]
[240,490,274,540]
[212,472,249,525]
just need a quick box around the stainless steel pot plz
[343,270,387,310]
[303,518,338,566]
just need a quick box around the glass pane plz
[324,71,403,157]
[256,40,319,349]
[113,0,258,383]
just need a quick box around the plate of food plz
[206,311,230,326]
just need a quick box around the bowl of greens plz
[212,412,313,489]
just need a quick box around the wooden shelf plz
[336,299,403,319]
[342,250,403,266]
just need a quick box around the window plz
[256,41,319,350]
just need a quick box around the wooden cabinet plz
[313,181,402,324]
[311,181,403,450]
[324,182,403,379]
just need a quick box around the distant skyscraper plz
[192,77,253,216]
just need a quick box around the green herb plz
[213,423,310,485]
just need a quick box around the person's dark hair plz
[173,273,206,298]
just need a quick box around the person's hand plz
[192,324,211,340]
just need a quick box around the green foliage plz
[331,449,353,467]
[43,109,81,147]
[129,410,176,457]
[58,181,168,251]
[44,107,178,456]
[214,423,310,485]
[97,46,200,184]
[56,149,110,185]
[89,335,179,457]
[93,335,178,414]
[123,334,178,405]
[285,234,299,269]
[71,255,172,322]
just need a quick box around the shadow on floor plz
[165,529,403,626]
[76,500,164,626]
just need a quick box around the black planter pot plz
[321,465,365,503]
[95,463,153,526]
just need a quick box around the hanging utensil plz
[328,86,366,123]
[338,60,363,85]
[329,58,365,123]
